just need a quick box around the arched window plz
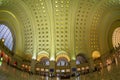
[76,54,88,65]
[40,57,49,66]
[57,57,68,66]
[0,24,13,50]
[112,27,120,47]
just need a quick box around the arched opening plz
[56,57,69,66]
[76,54,88,65]
[56,53,70,66]
[112,27,120,48]
[37,52,49,61]
[0,24,14,51]
[40,57,49,66]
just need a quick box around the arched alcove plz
[39,57,49,66]
[56,57,69,66]
[56,53,70,66]
[76,54,88,65]
[56,53,70,62]
[37,52,49,61]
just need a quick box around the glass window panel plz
[0,26,7,38]
[0,24,13,50]
[57,58,68,66]
[3,29,9,38]
[7,38,12,49]
[0,25,4,32]
[4,33,11,45]
[46,61,49,65]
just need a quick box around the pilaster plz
[30,59,37,74]
[70,60,76,80]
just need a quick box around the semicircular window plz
[40,57,49,66]
[0,24,13,50]
[57,57,68,66]
[112,27,120,47]
[76,54,88,65]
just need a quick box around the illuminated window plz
[112,27,120,47]
[0,24,13,50]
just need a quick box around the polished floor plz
[0,62,120,80]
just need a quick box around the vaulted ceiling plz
[0,0,120,60]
